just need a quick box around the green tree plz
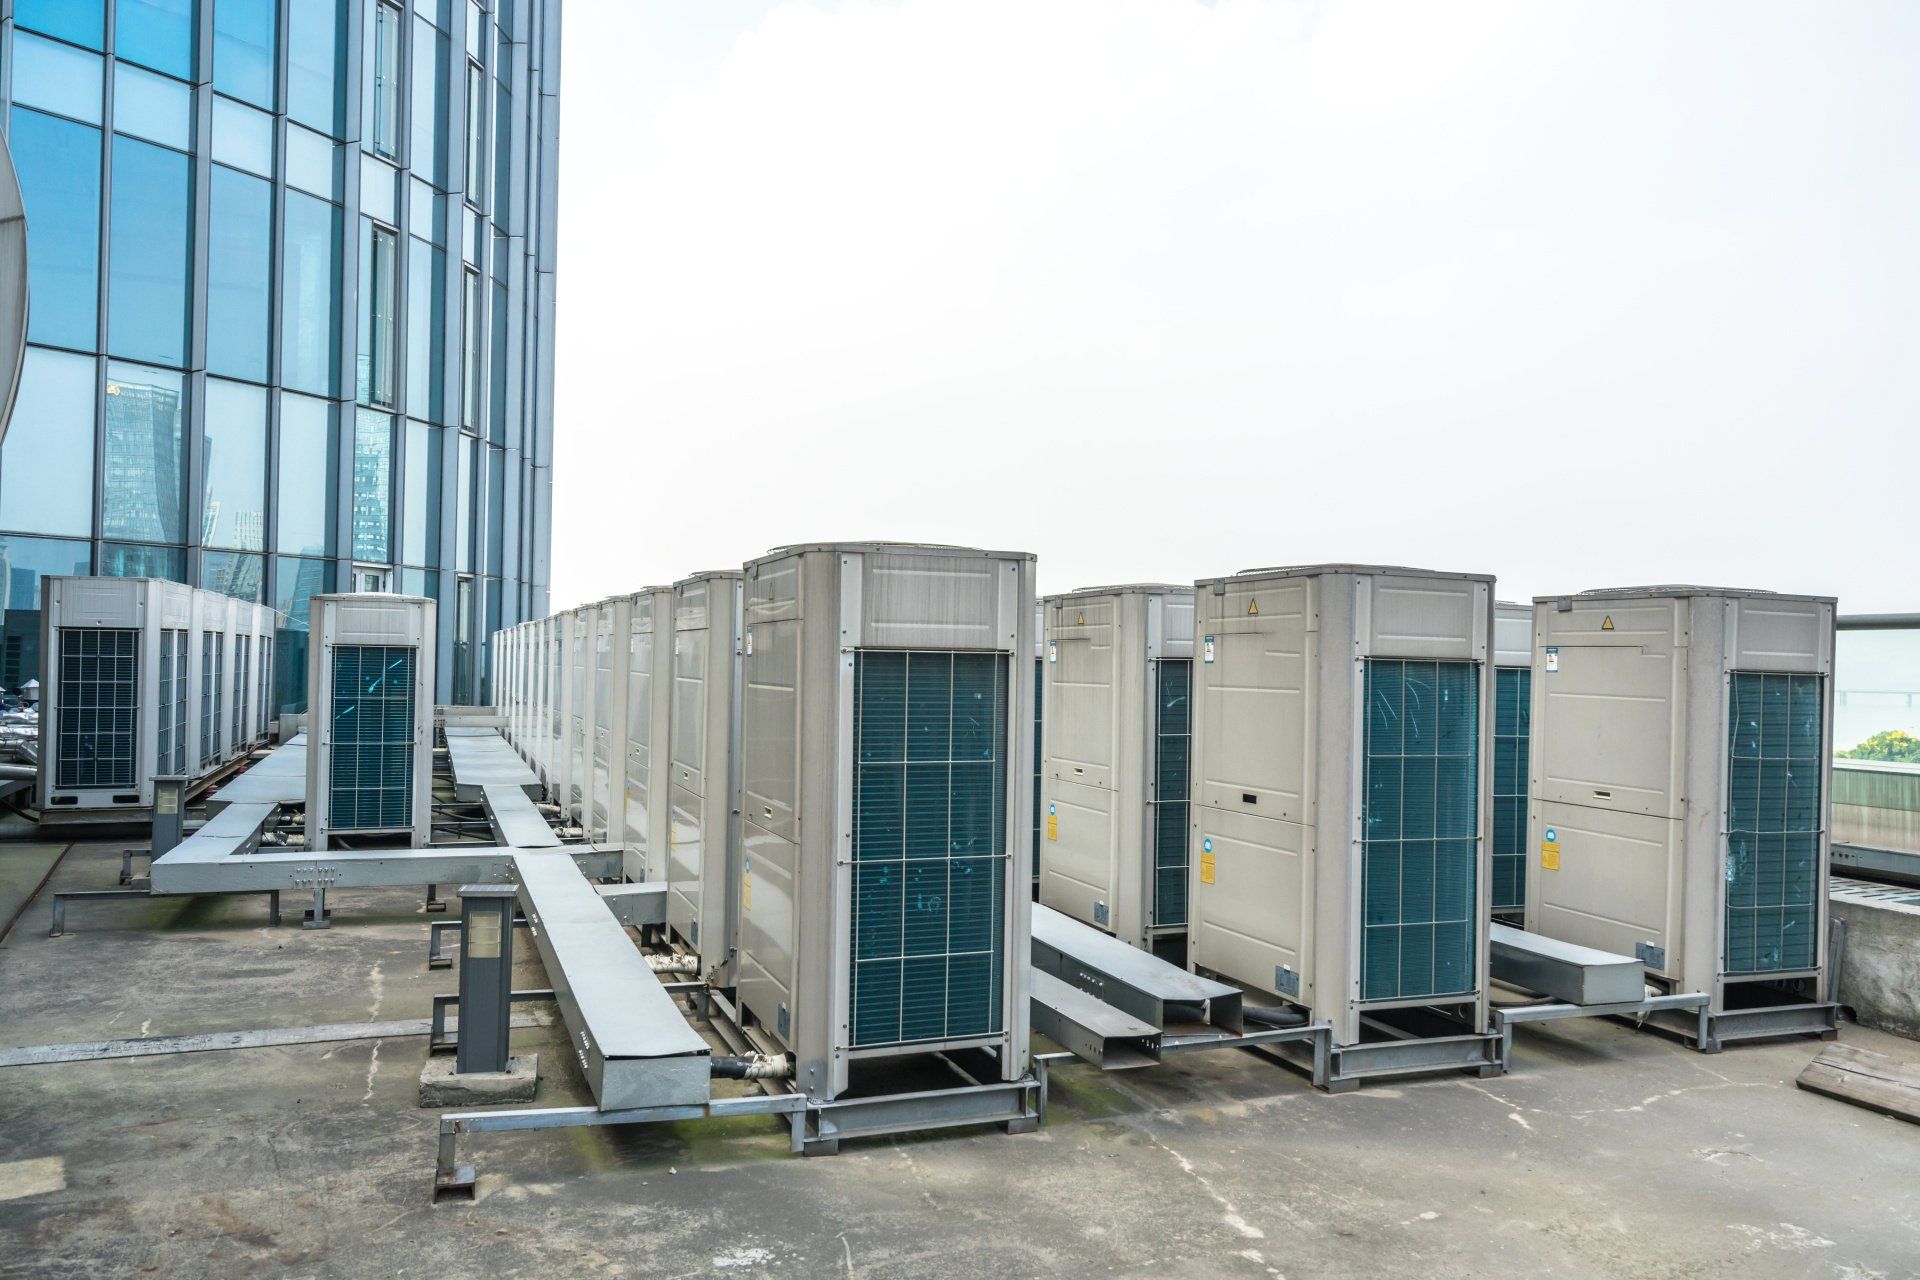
[1842,729,1920,763]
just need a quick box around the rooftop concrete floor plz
[1,840,1917,1280]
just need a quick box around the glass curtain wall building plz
[0,0,558,708]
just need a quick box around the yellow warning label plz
[1601,615,1615,631]
[1076,610,1085,625]
[744,873,752,910]
[1247,598,1259,616]
[1541,842,1560,871]
[1046,813,1058,841]
[1200,852,1216,885]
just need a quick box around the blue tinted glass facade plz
[0,0,559,708]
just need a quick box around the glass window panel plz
[410,16,448,187]
[7,108,101,351]
[464,60,486,199]
[411,179,447,246]
[99,542,185,581]
[276,393,334,556]
[213,0,276,110]
[0,534,93,689]
[211,96,274,176]
[371,0,403,160]
[14,0,104,49]
[405,239,446,421]
[466,0,485,59]
[281,191,342,396]
[272,555,335,713]
[455,434,474,571]
[202,379,267,551]
[286,0,345,136]
[461,269,482,429]
[206,166,273,381]
[492,76,512,222]
[101,361,186,543]
[0,348,96,537]
[106,135,191,367]
[352,409,394,562]
[115,0,195,80]
[357,220,399,407]
[202,550,266,602]
[285,122,341,199]
[485,444,504,576]
[10,31,104,125]
[112,62,191,152]
[360,154,397,223]
[402,420,439,567]
[488,278,509,442]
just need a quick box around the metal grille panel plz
[1360,659,1480,1001]
[327,645,418,832]
[55,629,138,790]
[1151,658,1192,928]
[1725,671,1822,974]
[1491,665,1530,914]
[1031,655,1043,881]
[200,634,224,770]
[850,650,1008,1048]
[157,629,187,776]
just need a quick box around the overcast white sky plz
[551,0,1920,613]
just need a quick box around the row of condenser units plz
[37,577,281,812]
[493,547,1836,1091]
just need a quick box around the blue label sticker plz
[1544,827,1558,843]
[1048,802,1056,815]
[1202,837,1213,853]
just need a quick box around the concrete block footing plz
[419,1054,538,1107]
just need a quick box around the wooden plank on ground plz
[1796,1041,1920,1125]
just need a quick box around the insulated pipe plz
[644,953,701,974]
[1243,1003,1309,1029]
[709,1053,791,1080]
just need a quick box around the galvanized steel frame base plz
[1315,1028,1506,1092]
[1641,1000,1840,1054]
[1492,992,1711,1066]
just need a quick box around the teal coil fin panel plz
[1152,658,1192,928]
[1725,672,1822,974]
[327,645,418,832]
[1361,659,1480,1002]
[1491,666,1530,915]
[851,650,1008,1048]
[55,629,138,790]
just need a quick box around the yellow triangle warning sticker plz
[1247,599,1259,616]
[1076,610,1085,625]
[1601,615,1615,631]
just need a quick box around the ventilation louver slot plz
[850,651,1008,1048]
[1360,659,1480,1001]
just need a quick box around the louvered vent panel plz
[1152,658,1192,928]
[55,629,139,790]
[1491,666,1531,914]
[1725,672,1822,974]
[850,651,1008,1048]
[327,645,417,832]
[1360,659,1480,1001]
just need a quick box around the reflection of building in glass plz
[207,553,265,604]
[353,417,392,563]
[103,374,184,544]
